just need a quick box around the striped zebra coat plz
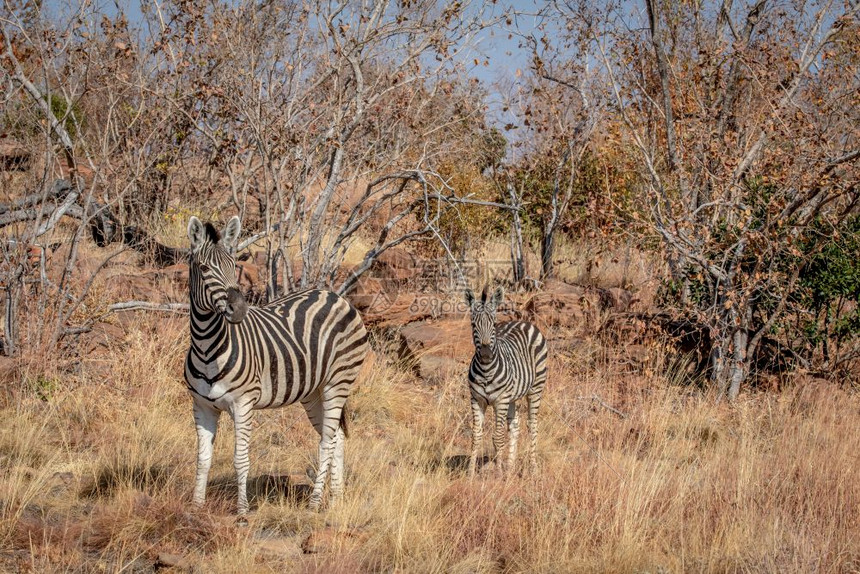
[184,216,368,514]
[466,285,548,476]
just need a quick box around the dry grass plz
[1,307,858,573]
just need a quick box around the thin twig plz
[63,301,189,339]
[107,301,189,313]
[577,394,627,419]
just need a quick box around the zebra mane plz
[204,222,221,244]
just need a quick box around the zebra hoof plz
[235,516,249,527]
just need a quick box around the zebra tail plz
[340,402,350,439]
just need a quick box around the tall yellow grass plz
[1,309,857,572]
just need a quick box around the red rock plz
[235,260,260,290]
[347,275,401,312]
[523,292,599,335]
[417,355,466,384]
[397,319,474,382]
[369,246,420,282]
[254,533,302,558]
[360,294,433,328]
[541,279,586,296]
[398,319,473,363]
[155,552,190,569]
[599,287,636,313]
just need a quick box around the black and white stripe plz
[184,216,368,513]
[465,285,548,475]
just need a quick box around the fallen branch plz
[0,180,72,216]
[0,205,51,227]
[578,394,627,419]
[34,186,80,237]
[62,301,189,339]
[0,180,75,228]
[107,301,189,313]
[0,179,186,265]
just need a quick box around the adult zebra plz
[465,285,548,476]
[184,216,368,514]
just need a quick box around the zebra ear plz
[490,286,504,309]
[188,216,206,250]
[465,288,475,307]
[221,216,241,251]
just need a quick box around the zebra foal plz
[184,216,368,514]
[465,285,548,476]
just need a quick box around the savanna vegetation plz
[1,0,858,571]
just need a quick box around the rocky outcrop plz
[522,291,600,335]
[397,319,473,383]
[370,246,420,282]
[598,287,637,313]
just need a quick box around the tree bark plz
[2,267,23,356]
[507,182,525,285]
[303,145,344,287]
[645,0,689,207]
[727,327,749,401]
[541,148,574,281]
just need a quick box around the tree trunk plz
[710,303,752,401]
[711,333,733,400]
[507,182,525,285]
[2,272,22,356]
[303,144,344,288]
[511,232,525,285]
[727,326,749,401]
[540,231,555,282]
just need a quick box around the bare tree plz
[1,3,205,355]
[494,17,605,284]
[143,0,505,298]
[0,0,514,357]
[553,0,860,398]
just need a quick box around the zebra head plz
[465,285,503,362]
[187,215,248,324]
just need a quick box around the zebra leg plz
[492,397,511,475]
[329,425,346,501]
[507,402,520,474]
[309,420,338,511]
[302,393,327,509]
[526,388,544,474]
[192,399,220,506]
[302,391,344,511]
[230,402,254,516]
[469,397,486,477]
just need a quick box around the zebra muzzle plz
[478,344,493,362]
[222,287,248,323]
